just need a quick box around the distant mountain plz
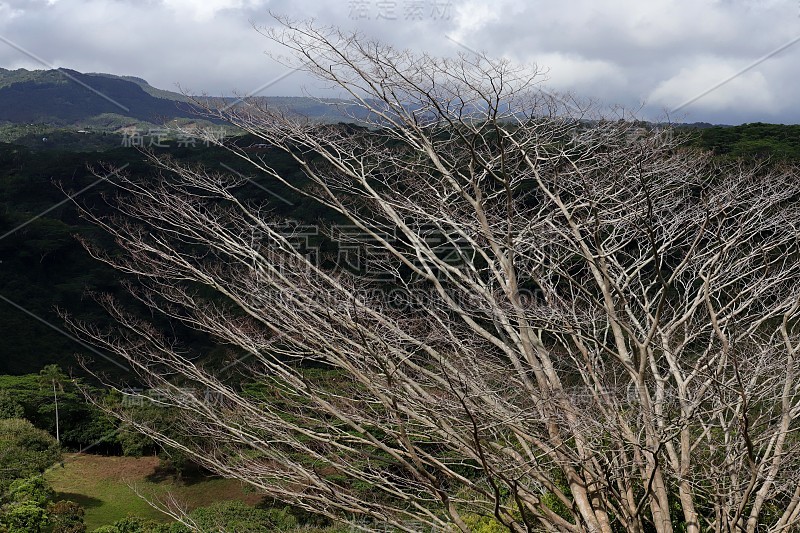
[0,68,203,126]
[90,72,193,102]
[0,68,365,130]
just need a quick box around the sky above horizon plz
[0,0,798,125]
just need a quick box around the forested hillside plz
[0,135,310,375]
[0,68,201,125]
[688,122,800,160]
[0,122,796,376]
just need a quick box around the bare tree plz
[65,18,800,533]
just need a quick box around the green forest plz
[1,118,799,532]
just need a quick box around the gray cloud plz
[0,0,797,124]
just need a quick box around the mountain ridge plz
[0,68,365,131]
[0,67,201,126]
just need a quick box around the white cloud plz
[0,0,797,123]
[535,53,627,95]
[649,62,777,114]
[160,0,261,22]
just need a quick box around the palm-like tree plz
[38,365,66,443]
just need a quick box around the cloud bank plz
[0,0,797,124]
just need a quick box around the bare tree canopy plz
[65,18,800,533]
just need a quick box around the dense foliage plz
[686,122,800,161]
[0,419,61,491]
[0,136,308,376]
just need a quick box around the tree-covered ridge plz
[0,68,73,89]
[686,121,800,161]
[0,68,201,126]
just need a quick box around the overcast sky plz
[0,0,797,124]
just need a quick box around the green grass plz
[45,454,263,531]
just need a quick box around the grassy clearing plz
[46,454,263,531]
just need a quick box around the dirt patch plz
[61,453,162,481]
